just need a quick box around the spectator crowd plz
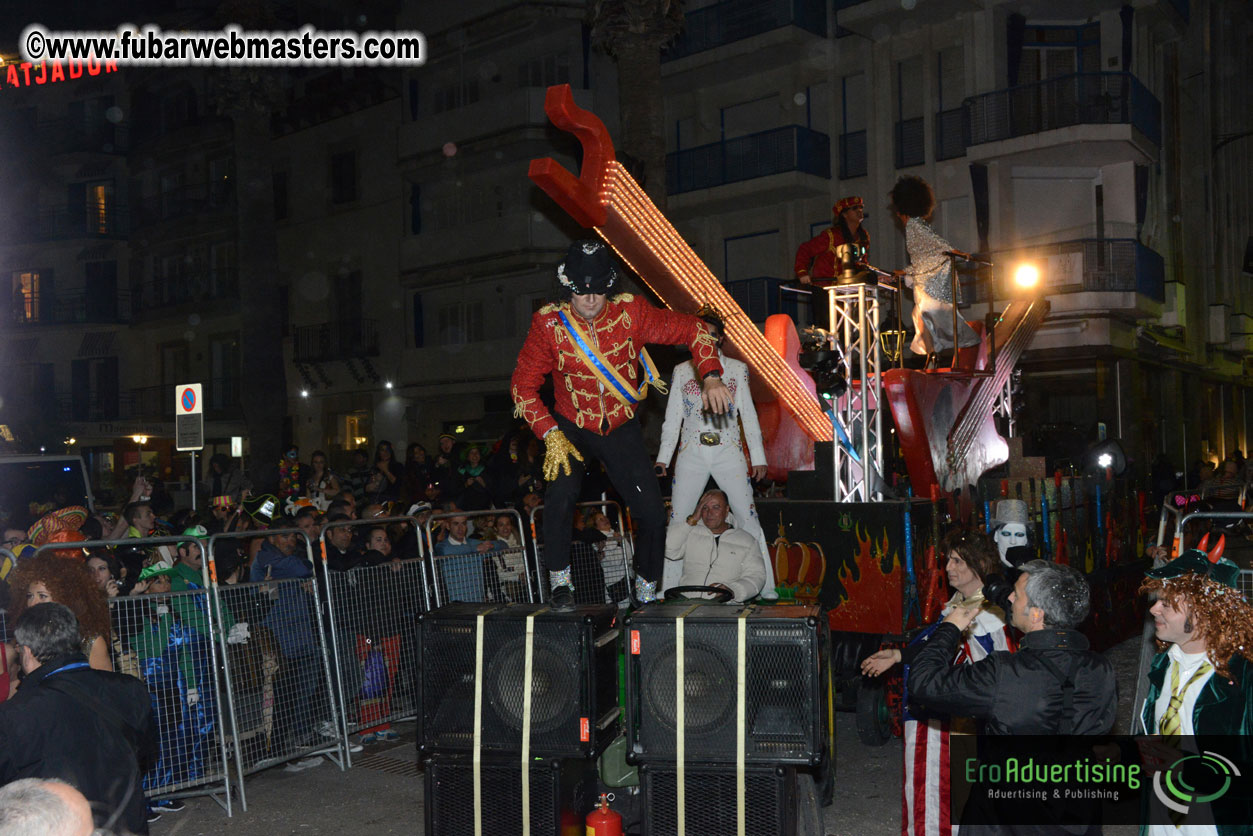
[5,418,1249,835]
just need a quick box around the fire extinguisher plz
[586,793,622,836]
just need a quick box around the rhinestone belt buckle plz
[699,431,721,446]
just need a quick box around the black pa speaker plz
[640,762,799,836]
[424,753,597,836]
[624,602,828,765]
[417,602,619,758]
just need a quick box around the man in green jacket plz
[1138,548,1253,834]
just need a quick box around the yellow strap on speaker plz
[520,608,547,836]
[473,612,485,836]
[827,652,836,763]
[674,602,702,836]
[737,606,751,836]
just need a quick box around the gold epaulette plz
[615,293,634,302]
[538,302,562,315]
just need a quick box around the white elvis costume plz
[656,351,776,596]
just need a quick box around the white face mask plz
[994,523,1029,564]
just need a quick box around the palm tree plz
[590,0,685,209]
[212,0,288,491]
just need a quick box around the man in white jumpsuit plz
[655,312,777,597]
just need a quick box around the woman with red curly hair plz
[7,554,112,671]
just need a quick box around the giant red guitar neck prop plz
[528,84,832,444]
[883,298,1049,494]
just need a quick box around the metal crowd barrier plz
[318,516,430,756]
[528,500,635,604]
[34,535,235,815]
[1155,495,1182,556]
[422,508,533,608]
[206,528,348,811]
[0,545,13,641]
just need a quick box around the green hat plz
[1145,549,1242,590]
[179,524,207,549]
[138,561,178,582]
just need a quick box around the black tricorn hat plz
[557,240,617,295]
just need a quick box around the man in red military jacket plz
[794,195,871,329]
[512,240,731,607]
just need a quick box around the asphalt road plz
[151,633,1145,836]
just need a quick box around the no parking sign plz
[175,382,204,451]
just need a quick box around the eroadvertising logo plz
[949,736,1251,829]
[1153,750,1240,817]
[962,754,1141,802]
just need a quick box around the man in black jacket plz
[0,603,157,835]
[909,559,1116,834]
[910,558,1116,735]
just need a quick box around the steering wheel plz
[663,585,734,603]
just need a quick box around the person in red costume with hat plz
[794,196,871,329]
[26,506,90,560]
[512,240,732,608]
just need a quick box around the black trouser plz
[543,415,665,584]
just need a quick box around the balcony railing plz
[134,182,235,227]
[894,117,925,168]
[667,125,830,195]
[934,108,966,161]
[36,119,129,154]
[207,376,242,416]
[132,269,239,314]
[57,391,123,423]
[838,130,867,179]
[21,207,128,240]
[664,0,826,62]
[726,276,809,323]
[964,238,1164,304]
[964,72,1162,148]
[6,289,131,325]
[293,318,381,363]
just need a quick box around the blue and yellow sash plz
[557,309,666,406]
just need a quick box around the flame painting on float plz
[757,498,934,637]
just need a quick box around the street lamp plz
[131,434,148,476]
[1012,263,1041,290]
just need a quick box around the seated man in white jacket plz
[664,489,765,603]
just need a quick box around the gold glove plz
[543,429,584,482]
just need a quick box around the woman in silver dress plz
[889,175,980,369]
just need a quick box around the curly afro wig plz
[8,554,111,645]
[889,175,936,221]
[1140,573,1253,681]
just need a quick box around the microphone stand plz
[942,251,993,372]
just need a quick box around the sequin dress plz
[903,218,980,356]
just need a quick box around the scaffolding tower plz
[824,282,897,502]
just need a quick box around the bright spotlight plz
[385,381,393,390]
[1013,263,1040,289]
[1085,440,1126,477]
[300,389,309,398]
